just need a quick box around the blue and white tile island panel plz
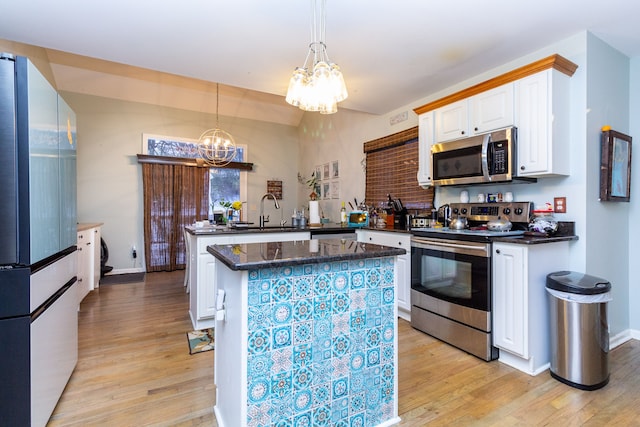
[211,242,401,427]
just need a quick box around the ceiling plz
[2,0,640,124]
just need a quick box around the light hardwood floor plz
[49,271,640,426]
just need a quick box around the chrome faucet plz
[259,193,280,228]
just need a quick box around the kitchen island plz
[207,238,405,427]
[184,224,356,330]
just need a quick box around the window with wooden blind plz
[364,126,434,213]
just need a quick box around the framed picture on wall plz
[600,129,632,202]
[323,163,330,180]
[332,160,339,178]
[323,182,330,200]
[315,165,322,181]
[266,180,283,199]
[330,180,340,199]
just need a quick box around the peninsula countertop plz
[185,224,354,236]
[207,238,406,271]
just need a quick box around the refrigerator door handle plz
[30,277,77,322]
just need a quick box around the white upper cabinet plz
[471,83,514,134]
[434,83,514,143]
[434,99,469,142]
[417,111,434,188]
[515,69,571,177]
[415,55,577,184]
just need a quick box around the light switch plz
[216,290,226,310]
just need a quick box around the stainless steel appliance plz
[431,127,536,186]
[0,54,78,427]
[410,202,532,361]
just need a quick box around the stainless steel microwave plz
[431,127,530,186]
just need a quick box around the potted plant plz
[218,200,244,223]
[298,171,319,200]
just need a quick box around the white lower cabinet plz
[76,225,101,304]
[492,241,570,375]
[357,229,411,320]
[188,231,310,330]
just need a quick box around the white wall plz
[629,57,640,333]
[584,34,631,336]
[296,110,379,222]
[65,93,299,272]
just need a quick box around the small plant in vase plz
[298,171,319,200]
[218,200,244,224]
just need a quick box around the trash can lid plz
[546,271,611,294]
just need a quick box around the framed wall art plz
[267,180,283,199]
[330,180,340,199]
[322,182,331,200]
[600,129,632,202]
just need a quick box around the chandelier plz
[285,0,348,114]
[198,83,236,167]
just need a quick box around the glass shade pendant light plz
[285,0,347,114]
[198,83,236,167]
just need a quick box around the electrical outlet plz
[554,197,566,213]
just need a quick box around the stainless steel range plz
[410,202,532,361]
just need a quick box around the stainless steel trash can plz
[546,271,611,390]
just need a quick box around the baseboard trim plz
[610,329,638,349]
[108,267,146,275]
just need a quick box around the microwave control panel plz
[489,141,508,175]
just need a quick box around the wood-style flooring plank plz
[49,271,640,426]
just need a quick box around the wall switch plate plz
[554,197,566,213]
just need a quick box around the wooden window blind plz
[141,163,209,272]
[364,126,434,213]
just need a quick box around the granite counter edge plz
[207,243,405,271]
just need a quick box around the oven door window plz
[411,247,490,311]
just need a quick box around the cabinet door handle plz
[495,249,501,254]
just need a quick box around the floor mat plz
[187,328,214,354]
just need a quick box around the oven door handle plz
[481,133,491,181]
[411,238,489,255]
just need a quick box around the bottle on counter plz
[340,202,348,227]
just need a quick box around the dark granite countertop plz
[185,224,355,236]
[492,234,579,245]
[207,238,406,271]
[491,221,579,245]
